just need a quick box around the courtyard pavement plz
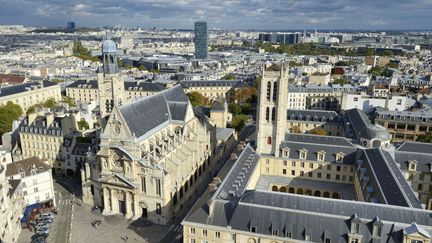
[70,204,171,243]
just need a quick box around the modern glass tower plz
[194,21,208,59]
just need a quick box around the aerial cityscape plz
[0,1,432,243]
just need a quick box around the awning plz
[20,203,42,223]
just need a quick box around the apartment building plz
[0,80,61,111]
[375,109,432,142]
[6,157,55,207]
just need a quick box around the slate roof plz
[66,80,165,92]
[210,101,225,112]
[180,80,242,88]
[265,64,281,71]
[6,157,50,177]
[346,108,391,141]
[376,109,432,123]
[0,81,57,97]
[216,128,235,141]
[363,149,422,208]
[66,80,98,89]
[395,142,432,173]
[183,144,432,243]
[119,84,189,139]
[287,109,342,123]
[8,179,21,197]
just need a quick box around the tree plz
[43,98,57,108]
[289,61,303,67]
[253,75,261,90]
[62,96,76,107]
[77,119,89,130]
[222,74,237,80]
[228,103,242,116]
[51,79,63,84]
[234,87,258,104]
[417,132,432,143]
[187,92,208,107]
[290,126,302,134]
[231,115,248,131]
[333,77,349,85]
[310,127,327,136]
[0,101,23,141]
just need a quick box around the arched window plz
[272,82,278,102]
[271,107,276,121]
[267,136,272,145]
[265,107,270,122]
[266,82,271,101]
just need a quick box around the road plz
[49,181,73,243]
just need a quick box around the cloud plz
[0,0,430,29]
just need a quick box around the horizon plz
[0,0,431,30]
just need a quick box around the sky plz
[0,0,431,30]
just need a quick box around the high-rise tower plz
[256,63,289,156]
[97,39,125,118]
[194,21,208,59]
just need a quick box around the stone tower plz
[98,39,124,118]
[256,62,289,156]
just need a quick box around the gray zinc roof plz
[0,81,57,97]
[119,85,189,139]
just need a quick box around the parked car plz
[32,233,48,240]
[35,228,49,234]
[36,217,53,224]
[40,213,53,218]
[35,223,49,229]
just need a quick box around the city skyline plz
[0,0,432,30]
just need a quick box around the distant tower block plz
[194,21,208,59]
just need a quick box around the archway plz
[314,191,321,197]
[297,188,304,194]
[305,189,312,196]
[323,191,330,198]
[332,192,340,199]
[280,186,287,193]
[288,187,295,193]
[271,185,278,192]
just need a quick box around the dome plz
[102,39,117,53]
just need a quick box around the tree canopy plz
[310,127,328,136]
[0,101,23,142]
[231,115,249,131]
[417,132,432,143]
[187,92,209,107]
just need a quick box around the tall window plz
[156,203,161,214]
[267,136,272,145]
[155,178,161,196]
[272,82,278,102]
[141,176,146,193]
[266,82,271,101]
[265,107,270,122]
[271,107,275,121]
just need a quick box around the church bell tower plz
[97,39,125,118]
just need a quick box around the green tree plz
[77,119,89,130]
[231,115,248,131]
[187,92,208,107]
[229,103,242,116]
[51,79,63,84]
[222,74,237,80]
[310,127,328,136]
[0,101,23,141]
[380,50,394,57]
[290,126,302,133]
[417,132,432,143]
[43,98,57,108]
[62,96,76,107]
[333,77,349,85]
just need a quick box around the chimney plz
[230,153,238,161]
[207,199,214,216]
[208,177,222,192]
[28,112,37,124]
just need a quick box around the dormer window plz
[317,150,326,161]
[350,214,361,234]
[336,152,345,163]
[281,148,290,158]
[408,160,418,171]
[371,217,383,237]
[299,149,308,160]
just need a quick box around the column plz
[102,187,111,214]
[111,189,118,214]
[125,191,132,218]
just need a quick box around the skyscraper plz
[67,22,76,30]
[194,21,208,59]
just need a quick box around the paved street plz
[17,180,74,243]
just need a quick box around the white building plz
[6,157,56,207]
[341,93,409,113]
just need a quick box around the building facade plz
[194,21,208,59]
[81,85,222,225]
[0,81,61,111]
[6,157,55,207]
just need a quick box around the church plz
[81,40,224,225]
